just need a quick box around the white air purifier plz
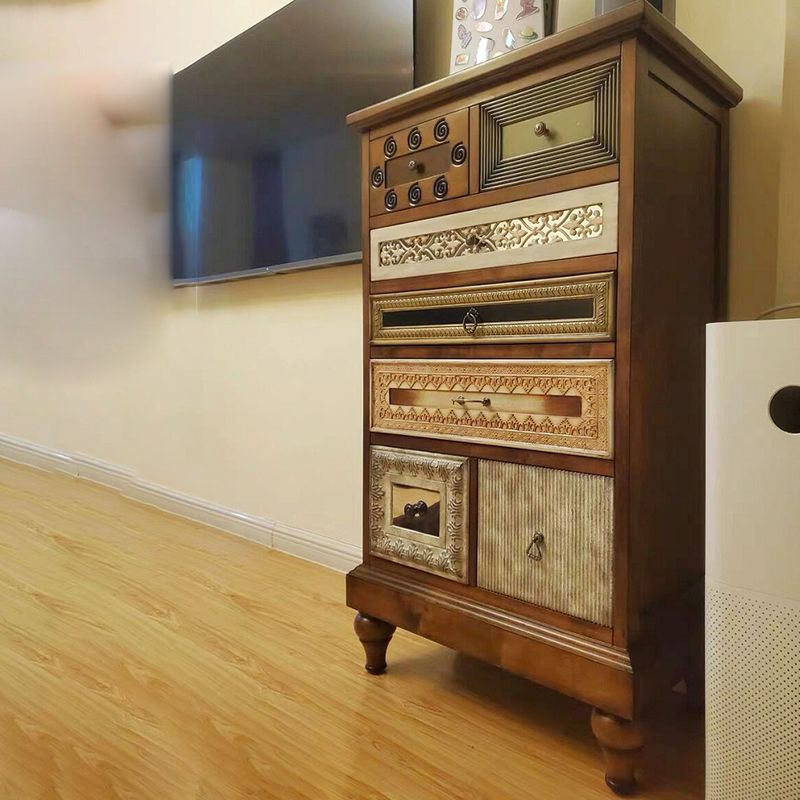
[706,319,800,800]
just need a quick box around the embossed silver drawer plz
[369,446,469,583]
[370,183,619,282]
[478,461,614,626]
[479,60,620,190]
[371,273,615,345]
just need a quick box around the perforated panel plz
[706,584,800,799]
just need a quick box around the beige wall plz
[0,1,796,556]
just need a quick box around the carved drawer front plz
[371,182,618,282]
[371,273,615,345]
[478,461,614,626]
[479,60,620,190]
[371,359,614,458]
[369,109,469,215]
[368,446,469,583]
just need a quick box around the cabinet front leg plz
[590,709,646,796]
[353,613,396,675]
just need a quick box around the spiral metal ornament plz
[384,189,398,211]
[433,176,449,200]
[370,167,385,188]
[434,118,450,142]
[407,127,422,150]
[383,136,397,158]
[408,183,423,206]
[451,142,467,165]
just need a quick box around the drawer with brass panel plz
[369,110,470,215]
[368,446,469,583]
[371,358,614,458]
[371,182,618,282]
[479,60,620,190]
[478,461,614,626]
[371,273,615,345]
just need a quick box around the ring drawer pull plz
[526,533,545,562]
[463,307,481,336]
[404,500,429,520]
[533,121,551,138]
[452,395,491,408]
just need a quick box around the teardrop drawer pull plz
[463,307,482,336]
[526,533,545,562]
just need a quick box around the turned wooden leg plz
[353,613,396,675]
[591,709,646,796]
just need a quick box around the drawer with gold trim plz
[368,446,469,583]
[371,273,615,345]
[479,60,620,190]
[371,358,614,458]
[370,183,618,282]
[478,461,614,626]
[369,110,469,215]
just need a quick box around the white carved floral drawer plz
[370,182,619,282]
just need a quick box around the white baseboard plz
[0,433,360,573]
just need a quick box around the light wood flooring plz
[0,457,703,799]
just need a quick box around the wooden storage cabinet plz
[348,5,741,795]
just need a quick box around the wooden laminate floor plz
[0,458,703,800]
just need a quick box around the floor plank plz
[0,458,703,799]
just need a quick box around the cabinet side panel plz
[629,50,725,619]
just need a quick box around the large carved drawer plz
[479,60,620,191]
[371,359,614,458]
[369,110,470,215]
[478,461,614,626]
[368,446,469,583]
[370,183,618,282]
[371,273,615,345]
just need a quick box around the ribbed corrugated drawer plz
[478,461,614,626]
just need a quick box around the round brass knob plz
[408,159,419,172]
[534,121,550,137]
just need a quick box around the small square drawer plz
[479,60,620,190]
[371,358,614,458]
[368,446,469,583]
[478,461,614,626]
[371,273,615,345]
[370,183,618,282]
[369,109,470,215]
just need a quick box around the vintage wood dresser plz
[346,3,742,793]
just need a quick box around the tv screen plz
[172,0,414,284]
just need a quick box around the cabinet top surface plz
[347,0,742,132]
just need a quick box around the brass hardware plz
[534,121,550,138]
[452,395,491,408]
[408,159,423,173]
[526,533,545,561]
[403,500,429,520]
[465,231,489,249]
[463,307,481,336]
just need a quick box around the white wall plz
[0,1,796,558]
[0,0,363,550]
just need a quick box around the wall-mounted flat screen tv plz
[172,0,414,285]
